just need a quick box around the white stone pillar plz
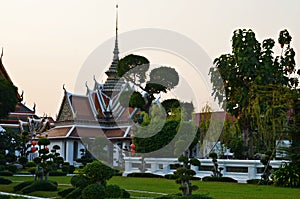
[65,141,74,165]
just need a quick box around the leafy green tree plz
[118,54,179,112]
[0,78,17,119]
[210,29,298,158]
[0,128,19,164]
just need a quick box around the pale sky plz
[1,0,300,117]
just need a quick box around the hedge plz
[82,184,106,199]
[49,171,67,176]
[0,177,12,185]
[58,187,76,197]
[21,181,57,194]
[127,172,163,178]
[202,176,237,183]
[0,171,13,176]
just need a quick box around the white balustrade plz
[123,157,288,183]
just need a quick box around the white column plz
[65,141,74,165]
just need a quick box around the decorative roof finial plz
[112,3,119,63]
[63,84,66,93]
[33,103,36,113]
[1,47,3,59]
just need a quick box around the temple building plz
[44,5,135,167]
[0,48,53,135]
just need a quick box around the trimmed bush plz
[0,195,11,199]
[58,187,76,197]
[105,184,130,198]
[65,187,82,199]
[202,176,237,183]
[71,175,90,189]
[27,167,36,174]
[49,171,67,176]
[82,184,106,199]
[127,172,163,178]
[69,165,75,174]
[26,161,36,168]
[21,181,57,194]
[165,174,178,180]
[0,177,12,184]
[0,165,5,171]
[0,171,13,176]
[61,164,75,174]
[6,164,18,173]
[121,189,131,198]
[63,162,70,166]
[247,179,260,184]
[62,165,70,173]
[14,181,33,192]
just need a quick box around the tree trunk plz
[249,131,254,158]
[45,172,49,182]
[242,127,248,159]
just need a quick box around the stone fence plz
[123,157,287,183]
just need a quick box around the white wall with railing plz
[123,157,287,183]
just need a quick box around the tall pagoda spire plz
[112,3,119,63]
[102,3,123,96]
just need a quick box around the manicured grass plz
[1,176,300,198]
[109,177,300,199]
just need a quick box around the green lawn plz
[1,176,300,199]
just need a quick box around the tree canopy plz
[209,29,298,158]
[117,54,179,111]
[0,77,17,119]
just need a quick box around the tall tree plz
[0,77,17,119]
[210,29,298,158]
[118,54,179,112]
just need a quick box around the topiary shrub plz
[0,177,12,184]
[58,187,76,197]
[63,162,70,166]
[0,165,5,171]
[6,164,18,173]
[26,161,36,168]
[69,165,75,174]
[84,161,115,186]
[49,171,67,176]
[105,184,130,198]
[0,171,13,176]
[21,181,57,194]
[71,175,90,189]
[82,184,106,199]
[121,188,130,198]
[18,156,28,168]
[27,167,36,174]
[0,195,11,199]
[62,165,70,173]
[165,174,178,180]
[65,187,82,199]
[14,181,33,192]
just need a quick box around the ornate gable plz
[57,95,73,122]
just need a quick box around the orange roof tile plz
[47,127,72,138]
[70,96,95,120]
